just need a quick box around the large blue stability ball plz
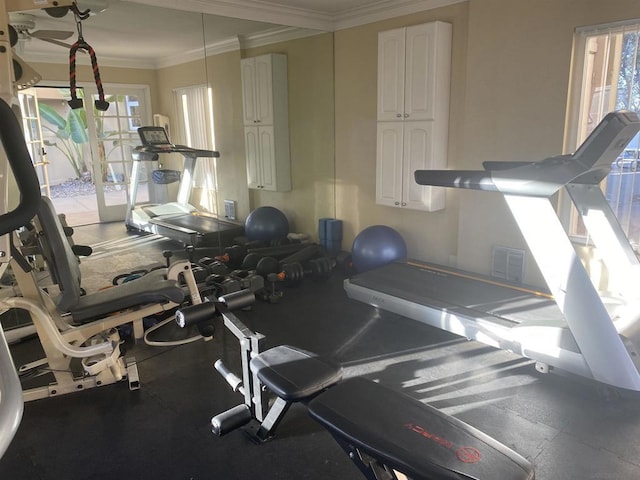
[245,206,289,243]
[352,225,407,272]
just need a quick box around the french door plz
[86,86,151,222]
[18,89,50,198]
[19,84,151,224]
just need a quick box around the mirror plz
[202,15,336,242]
[13,2,335,249]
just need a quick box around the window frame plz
[563,18,640,246]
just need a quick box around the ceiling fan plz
[8,12,74,49]
[8,1,110,50]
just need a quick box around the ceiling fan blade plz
[35,37,74,49]
[30,30,74,40]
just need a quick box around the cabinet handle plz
[394,201,400,205]
[396,113,402,118]
[401,202,407,206]
[403,114,409,118]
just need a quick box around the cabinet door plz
[244,126,261,189]
[255,55,275,126]
[241,59,258,126]
[404,23,436,121]
[402,121,444,211]
[376,122,404,207]
[258,126,277,191]
[377,28,405,122]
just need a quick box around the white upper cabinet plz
[377,22,451,122]
[376,21,452,212]
[240,54,291,192]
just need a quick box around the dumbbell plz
[204,269,265,297]
[198,256,230,276]
[216,242,311,269]
[258,256,333,287]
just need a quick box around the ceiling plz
[13,0,462,68]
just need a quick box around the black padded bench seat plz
[307,377,535,480]
[69,269,184,323]
[36,196,185,324]
[250,345,343,401]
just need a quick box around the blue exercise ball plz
[352,225,407,272]
[245,206,289,243]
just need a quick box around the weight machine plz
[345,110,640,392]
[0,1,205,459]
[0,0,79,459]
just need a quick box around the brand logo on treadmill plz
[370,295,386,305]
[404,422,481,464]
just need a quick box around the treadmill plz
[345,111,640,391]
[125,126,244,247]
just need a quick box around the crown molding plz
[126,0,334,31]
[333,0,467,30]
[23,50,158,69]
[22,26,322,69]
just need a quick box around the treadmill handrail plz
[415,110,640,197]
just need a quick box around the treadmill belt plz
[349,261,563,325]
[156,214,240,232]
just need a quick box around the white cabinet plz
[376,21,451,211]
[241,54,291,191]
[377,121,445,210]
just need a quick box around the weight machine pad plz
[308,377,535,480]
[70,269,184,323]
[250,345,343,402]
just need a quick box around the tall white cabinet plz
[376,21,452,211]
[241,54,291,192]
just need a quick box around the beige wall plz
[334,2,468,266]
[335,0,640,285]
[458,0,640,284]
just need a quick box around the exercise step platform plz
[308,377,535,480]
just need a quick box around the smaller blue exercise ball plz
[352,225,407,272]
[245,206,289,243]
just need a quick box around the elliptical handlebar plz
[0,98,41,236]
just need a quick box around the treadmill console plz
[138,126,174,150]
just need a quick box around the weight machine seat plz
[35,196,185,323]
[307,377,535,480]
[250,345,343,402]
[68,269,184,323]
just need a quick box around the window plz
[173,85,218,215]
[566,20,640,247]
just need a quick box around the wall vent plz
[492,246,525,283]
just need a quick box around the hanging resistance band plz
[68,3,109,111]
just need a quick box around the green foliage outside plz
[38,92,123,180]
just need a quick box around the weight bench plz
[178,299,535,479]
